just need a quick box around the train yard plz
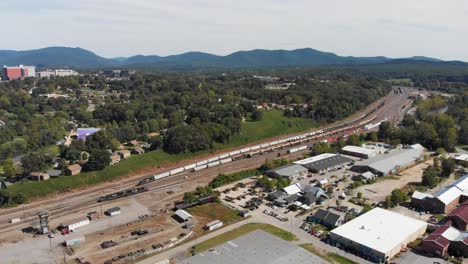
[0,87,413,263]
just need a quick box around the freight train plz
[135,103,386,187]
[98,186,149,202]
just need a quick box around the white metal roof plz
[355,148,423,174]
[361,171,376,180]
[411,191,433,200]
[175,209,192,220]
[454,154,468,162]
[283,183,302,195]
[434,174,468,205]
[293,153,337,165]
[342,145,377,156]
[331,208,427,255]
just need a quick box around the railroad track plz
[0,89,411,235]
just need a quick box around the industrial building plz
[294,153,352,173]
[341,145,378,159]
[411,175,468,214]
[181,230,329,264]
[36,69,78,78]
[329,208,427,263]
[2,65,35,80]
[266,164,308,182]
[352,148,423,176]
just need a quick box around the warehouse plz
[341,145,378,159]
[411,174,468,213]
[266,164,308,182]
[181,230,329,264]
[329,208,427,263]
[352,148,423,176]
[105,207,121,216]
[294,153,352,173]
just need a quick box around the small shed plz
[174,209,193,222]
[105,207,121,216]
[66,164,82,176]
[30,172,50,181]
[205,220,223,231]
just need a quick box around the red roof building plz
[447,202,468,231]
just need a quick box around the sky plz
[1,0,467,61]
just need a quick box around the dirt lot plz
[354,159,434,203]
[74,213,184,264]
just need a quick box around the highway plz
[0,87,413,236]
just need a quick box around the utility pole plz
[63,248,67,264]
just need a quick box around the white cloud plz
[1,0,467,61]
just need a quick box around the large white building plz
[329,208,427,263]
[352,148,423,175]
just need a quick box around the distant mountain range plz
[0,46,463,69]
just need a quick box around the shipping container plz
[193,165,207,171]
[65,236,85,247]
[9,218,20,224]
[170,167,184,175]
[208,157,219,163]
[250,145,261,151]
[205,220,223,231]
[239,147,251,153]
[229,150,241,156]
[219,153,230,159]
[156,172,170,179]
[207,161,221,167]
[183,163,197,171]
[196,160,208,166]
[219,158,232,164]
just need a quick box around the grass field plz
[191,222,297,254]
[221,110,318,149]
[6,109,317,201]
[300,244,358,264]
[187,203,242,225]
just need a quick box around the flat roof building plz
[294,153,352,173]
[342,145,378,159]
[330,208,427,263]
[2,65,35,80]
[352,148,423,176]
[181,230,329,264]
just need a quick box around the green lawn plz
[220,109,318,149]
[6,109,318,201]
[191,223,297,254]
[187,203,242,225]
[301,244,358,264]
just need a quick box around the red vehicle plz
[61,229,70,235]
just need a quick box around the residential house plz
[110,154,121,165]
[132,147,145,155]
[118,150,131,159]
[309,209,346,228]
[66,164,82,176]
[30,172,50,181]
